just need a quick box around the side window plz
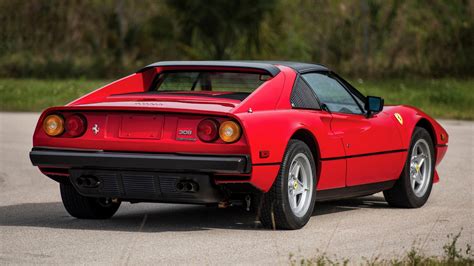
[336,75,366,111]
[290,77,321,110]
[302,73,363,114]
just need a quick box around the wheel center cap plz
[293,181,298,190]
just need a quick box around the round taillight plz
[197,119,219,142]
[65,114,86,137]
[43,114,64,136]
[219,121,241,143]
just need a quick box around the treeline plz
[0,0,473,79]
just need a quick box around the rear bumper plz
[30,148,250,174]
[68,169,224,204]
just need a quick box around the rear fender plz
[237,110,345,191]
[68,70,156,106]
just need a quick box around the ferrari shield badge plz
[394,113,403,125]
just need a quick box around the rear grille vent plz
[100,173,122,195]
[69,169,212,201]
[122,174,158,198]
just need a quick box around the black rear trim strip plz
[30,149,249,174]
[320,149,408,161]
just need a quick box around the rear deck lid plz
[74,98,237,115]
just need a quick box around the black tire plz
[60,182,121,219]
[259,140,317,230]
[383,127,435,208]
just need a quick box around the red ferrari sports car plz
[30,61,448,229]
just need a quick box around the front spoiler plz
[30,148,250,174]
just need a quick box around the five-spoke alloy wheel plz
[409,139,432,197]
[260,140,317,230]
[384,127,435,208]
[287,153,313,218]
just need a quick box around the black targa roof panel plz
[137,60,330,76]
[265,61,329,73]
[138,61,281,76]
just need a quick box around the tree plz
[166,0,275,59]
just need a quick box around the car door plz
[289,76,347,190]
[301,72,405,187]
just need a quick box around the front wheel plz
[259,140,317,230]
[384,127,435,208]
[60,182,121,219]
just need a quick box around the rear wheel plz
[60,182,121,219]
[259,140,317,230]
[384,127,435,208]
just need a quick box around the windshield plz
[150,71,269,93]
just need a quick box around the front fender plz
[383,105,448,148]
[382,105,449,182]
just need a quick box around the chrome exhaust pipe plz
[76,177,85,186]
[187,182,199,192]
[76,176,99,188]
[185,182,193,192]
[176,181,199,193]
[176,181,185,192]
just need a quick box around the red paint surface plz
[317,160,346,190]
[346,152,407,186]
[32,64,449,192]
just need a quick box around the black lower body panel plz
[315,180,396,202]
[69,169,224,204]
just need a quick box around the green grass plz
[0,79,109,112]
[0,78,473,120]
[289,231,473,265]
[354,78,474,120]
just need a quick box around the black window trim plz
[301,71,367,116]
[289,74,323,111]
[331,72,367,114]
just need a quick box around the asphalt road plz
[0,112,472,265]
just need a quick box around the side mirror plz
[365,96,384,117]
